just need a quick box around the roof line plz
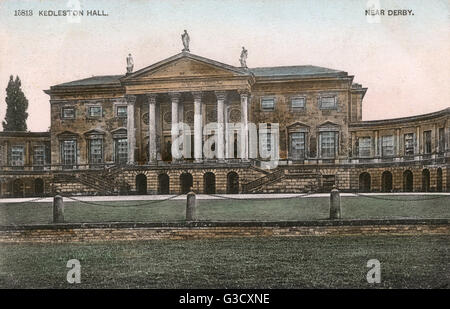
[350,107,450,127]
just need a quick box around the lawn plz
[0,195,449,225]
[0,235,448,288]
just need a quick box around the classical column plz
[239,91,249,160]
[169,92,181,161]
[192,91,203,162]
[215,91,226,161]
[146,93,157,163]
[125,94,136,164]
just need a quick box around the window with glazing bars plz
[33,145,45,166]
[289,132,305,159]
[89,139,103,164]
[61,140,76,165]
[382,135,394,157]
[358,137,371,157]
[423,130,432,154]
[404,133,414,155]
[11,145,24,166]
[321,132,336,158]
[115,138,128,163]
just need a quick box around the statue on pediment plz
[126,53,134,73]
[240,46,248,68]
[181,30,190,52]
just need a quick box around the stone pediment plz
[122,52,250,82]
[83,128,106,136]
[56,130,79,138]
[318,121,340,131]
[287,121,309,133]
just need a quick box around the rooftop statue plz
[240,46,248,68]
[181,30,190,52]
[126,53,134,74]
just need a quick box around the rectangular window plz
[382,135,394,157]
[321,132,336,158]
[33,145,45,167]
[358,137,371,157]
[404,133,415,156]
[88,106,102,117]
[11,145,24,166]
[115,138,128,164]
[423,130,432,154]
[61,107,75,119]
[291,97,305,111]
[89,139,103,164]
[61,140,77,167]
[116,106,127,118]
[289,132,305,159]
[261,97,275,111]
[320,96,336,109]
[439,128,445,153]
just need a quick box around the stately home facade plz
[0,51,449,197]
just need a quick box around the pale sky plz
[0,0,449,132]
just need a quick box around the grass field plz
[0,195,449,225]
[0,235,448,288]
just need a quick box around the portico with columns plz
[121,52,254,165]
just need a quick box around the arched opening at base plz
[13,179,24,197]
[422,169,430,192]
[381,171,393,192]
[158,173,170,194]
[135,174,147,195]
[34,178,44,195]
[437,168,442,192]
[359,172,371,192]
[203,172,216,194]
[227,172,239,194]
[180,173,193,194]
[403,170,413,192]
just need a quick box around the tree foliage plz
[2,75,29,131]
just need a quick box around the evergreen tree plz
[2,75,29,131]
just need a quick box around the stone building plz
[0,51,449,196]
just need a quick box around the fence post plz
[186,191,197,221]
[329,187,341,219]
[53,194,64,223]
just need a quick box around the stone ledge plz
[0,218,448,231]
